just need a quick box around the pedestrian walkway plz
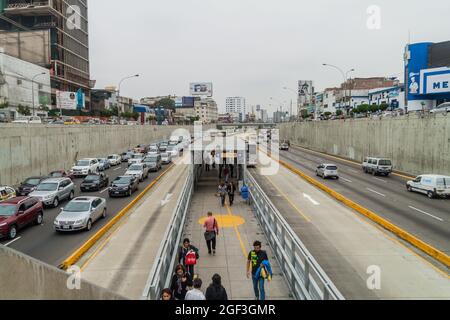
[182,168,291,300]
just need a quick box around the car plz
[125,163,150,181]
[0,197,44,239]
[29,178,75,208]
[80,173,109,192]
[54,197,107,232]
[406,175,450,199]
[147,145,160,155]
[16,176,49,196]
[97,158,111,171]
[143,154,162,172]
[280,142,290,151]
[0,186,16,202]
[161,152,172,165]
[107,154,122,166]
[128,153,144,166]
[166,145,179,158]
[48,120,65,125]
[109,176,139,197]
[430,102,450,114]
[159,142,169,152]
[71,158,100,177]
[316,164,339,179]
[362,157,393,176]
[134,144,148,154]
[120,151,133,162]
[49,170,74,180]
[12,116,42,124]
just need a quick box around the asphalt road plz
[278,146,450,256]
[0,145,173,266]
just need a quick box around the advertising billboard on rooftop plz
[190,82,213,97]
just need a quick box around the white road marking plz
[366,188,386,197]
[348,169,359,174]
[408,206,444,222]
[4,237,22,247]
[113,166,122,171]
[341,177,353,183]
[303,193,320,206]
[161,193,173,207]
[99,187,109,194]
[373,177,387,183]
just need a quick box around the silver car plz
[29,178,75,207]
[430,102,450,114]
[54,197,107,232]
[161,152,172,164]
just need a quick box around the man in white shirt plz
[185,278,206,300]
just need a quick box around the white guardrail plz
[245,169,345,300]
[141,170,194,300]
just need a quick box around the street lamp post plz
[31,72,46,117]
[117,74,140,119]
[322,64,354,114]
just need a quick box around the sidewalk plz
[182,168,292,300]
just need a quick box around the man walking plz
[227,181,236,206]
[247,241,270,300]
[203,212,219,255]
[218,182,227,207]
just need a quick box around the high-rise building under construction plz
[0,0,91,108]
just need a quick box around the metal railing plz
[141,170,193,300]
[245,170,345,300]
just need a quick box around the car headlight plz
[75,219,85,224]
[45,195,54,200]
[54,220,59,225]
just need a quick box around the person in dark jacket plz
[170,264,193,300]
[205,274,228,300]
[178,238,199,277]
[160,288,174,300]
[227,181,236,206]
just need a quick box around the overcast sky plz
[89,0,450,114]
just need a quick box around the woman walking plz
[203,212,219,255]
[218,182,227,207]
[205,274,228,300]
[170,264,193,300]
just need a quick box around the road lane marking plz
[366,188,386,197]
[226,205,248,258]
[341,177,353,183]
[303,193,320,206]
[99,187,109,194]
[347,169,359,174]
[4,237,21,247]
[113,166,122,171]
[408,206,444,222]
[161,193,173,207]
[373,177,387,183]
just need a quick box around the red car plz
[49,170,74,180]
[0,197,44,239]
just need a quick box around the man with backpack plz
[178,238,199,277]
[246,241,272,300]
[203,211,219,255]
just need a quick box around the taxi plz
[0,186,16,202]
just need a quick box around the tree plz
[300,110,309,119]
[48,109,60,117]
[336,110,343,116]
[0,101,9,109]
[156,98,175,110]
[100,109,113,118]
[121,111,139,120]
[17,104,31,116]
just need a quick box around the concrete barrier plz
[0,245,125,300]
[279,114,450,176]
[0,124,210,186]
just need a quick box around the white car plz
[166,145,179,158]
[406,175,450,199]
[107,154,122,166]
[125,163,149,182]
[12,116,42,124]
[71,158,100,177]
[316,164,339,180]
[128,153,144,166]
[430,102,450,114]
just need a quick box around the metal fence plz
[141,170,193,300]
[245,170,345,300]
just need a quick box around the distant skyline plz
[89,0,450,114]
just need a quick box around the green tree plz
[121,111,139,120]
[156,98,175,110]
[379,103,389,111]
[300,110,309,119]
[0,101,9,109]
[100,109,113,118]
[17,104,31,116]
[336,110,343,116]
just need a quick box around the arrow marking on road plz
[161,193,173,207]
[303,193,320,206]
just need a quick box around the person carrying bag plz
[203,212,219,255]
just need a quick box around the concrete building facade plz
[225,97,246,122]
[195,98,218,124]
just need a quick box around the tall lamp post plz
[117,74,140,118]
[322,64,354,114]
[31,72,46,116]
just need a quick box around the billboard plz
[420,67,450,95]
[190,82,213,96]
[182,96,195,107]
[56,90,85,110]
[298,80,314,106]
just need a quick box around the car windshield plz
[108,156,114,159]
[64,201,91,212]
[167,146,175,151]
[0,205,16,216]
[50,172,63,177]
[161,153,169,157]
[76,160,90,166]
[132,154,143,159]
[84,175,100,182]
[114,177,132,184]
[24,178,41,185]
[129,165,142,171]
[379,160,392,166]
[36,183,58,191]
[98,159,107,163]
[326,166,338,170]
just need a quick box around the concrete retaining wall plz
[279,114,450,176]
[0,246,125,300]
[0,124,200,186]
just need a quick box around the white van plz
[12,116,42,124]
[362,157,393,176]
[406,175,450,199]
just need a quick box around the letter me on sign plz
[424,69,450,94]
